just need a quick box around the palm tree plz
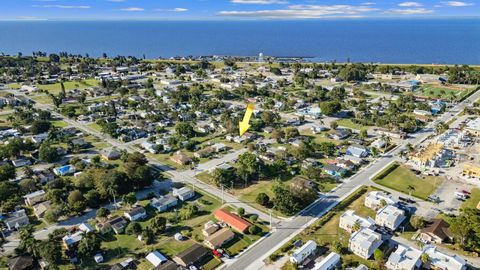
[407,185,415,196]
[421,253,430,265]
[352,220,362,232]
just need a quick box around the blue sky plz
[0,0,478,20]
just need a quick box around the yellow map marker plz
[239,103,254,136]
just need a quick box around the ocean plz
[0,19,478,64]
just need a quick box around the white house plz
[79,223,94,233]
[290,240,317,264]
[365,191,398,210]
[150,195,178,212]
[386,244,422,270]
[173,187,195,201]
[123,207,147,221]
[146,251,167,267]
[5,209,29,231]
[339,210,376,233]
[423,245,467,270]
[375,205,406,231]
[23,190,46,206]
[312,252,340,270]
[348,228,383,259]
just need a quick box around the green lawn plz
[461,188,480,210]
[374,165,443,200]
[418,84,475,100]
[37,79,99,95]
[51,120,69,128]
[337,119,368,130]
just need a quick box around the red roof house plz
[214,208,251,233]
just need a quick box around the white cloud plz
[442,1,474,6]
[43,5,90,9]
[120,7,144,11]
[218,4,378,19]
[16,16,46,20]
[362,2,376,5]
[386,7,434,14]
[170,8,188,12]
[231,0,288,4]
[398,2,423,7]
[156,8,189,12]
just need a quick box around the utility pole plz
[269,209,273,230]
[221,185,225,204]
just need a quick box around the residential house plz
[79,223,95,233]
[311,125,328,134]
[385,244,422,270]
[212,143,227,152]
[336,159,356,171]
[23,190,46,206]
[202,221,220,237]
[204,227,235,249]
[346,145,369,158]
[170,153,192,166]
[150,195,178,212]
[146,251,168,267]
[422,245,466,270]
[365,191,398,210]
[375,205,406,231]
[214,208,251,233]
[153,261,177,270]
[124,206,147,221]
[194,147,215,158]
[101,148,121,160]
[290,240,317,264]
[141,141,159,154]
[312,252,341,270]
[323,164,347,178]
[32,201,50,219]
[34,170,55,185]
[339,210,376,233]
[96,216,128,234]
[330,129,351,140]
[419,219,452,244]
[5,209,29,230]
[62,231,83,250]
[11,158,31,168]
[173,187,195,201]
[348,228,383,259]
[173,243,209,268]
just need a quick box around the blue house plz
[323,164,347,177]
[346,145,369,158]
[430,100,446,115]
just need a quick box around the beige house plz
[375,205,406,231]
[348,228,383,259]
[339,210,375,233]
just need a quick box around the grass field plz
[374,165,443,200]
[337,119,368,131]
[461,188,480,210]
[418,84,475,100]
[37,79,99,95]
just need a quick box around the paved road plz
[226,90,480,270]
